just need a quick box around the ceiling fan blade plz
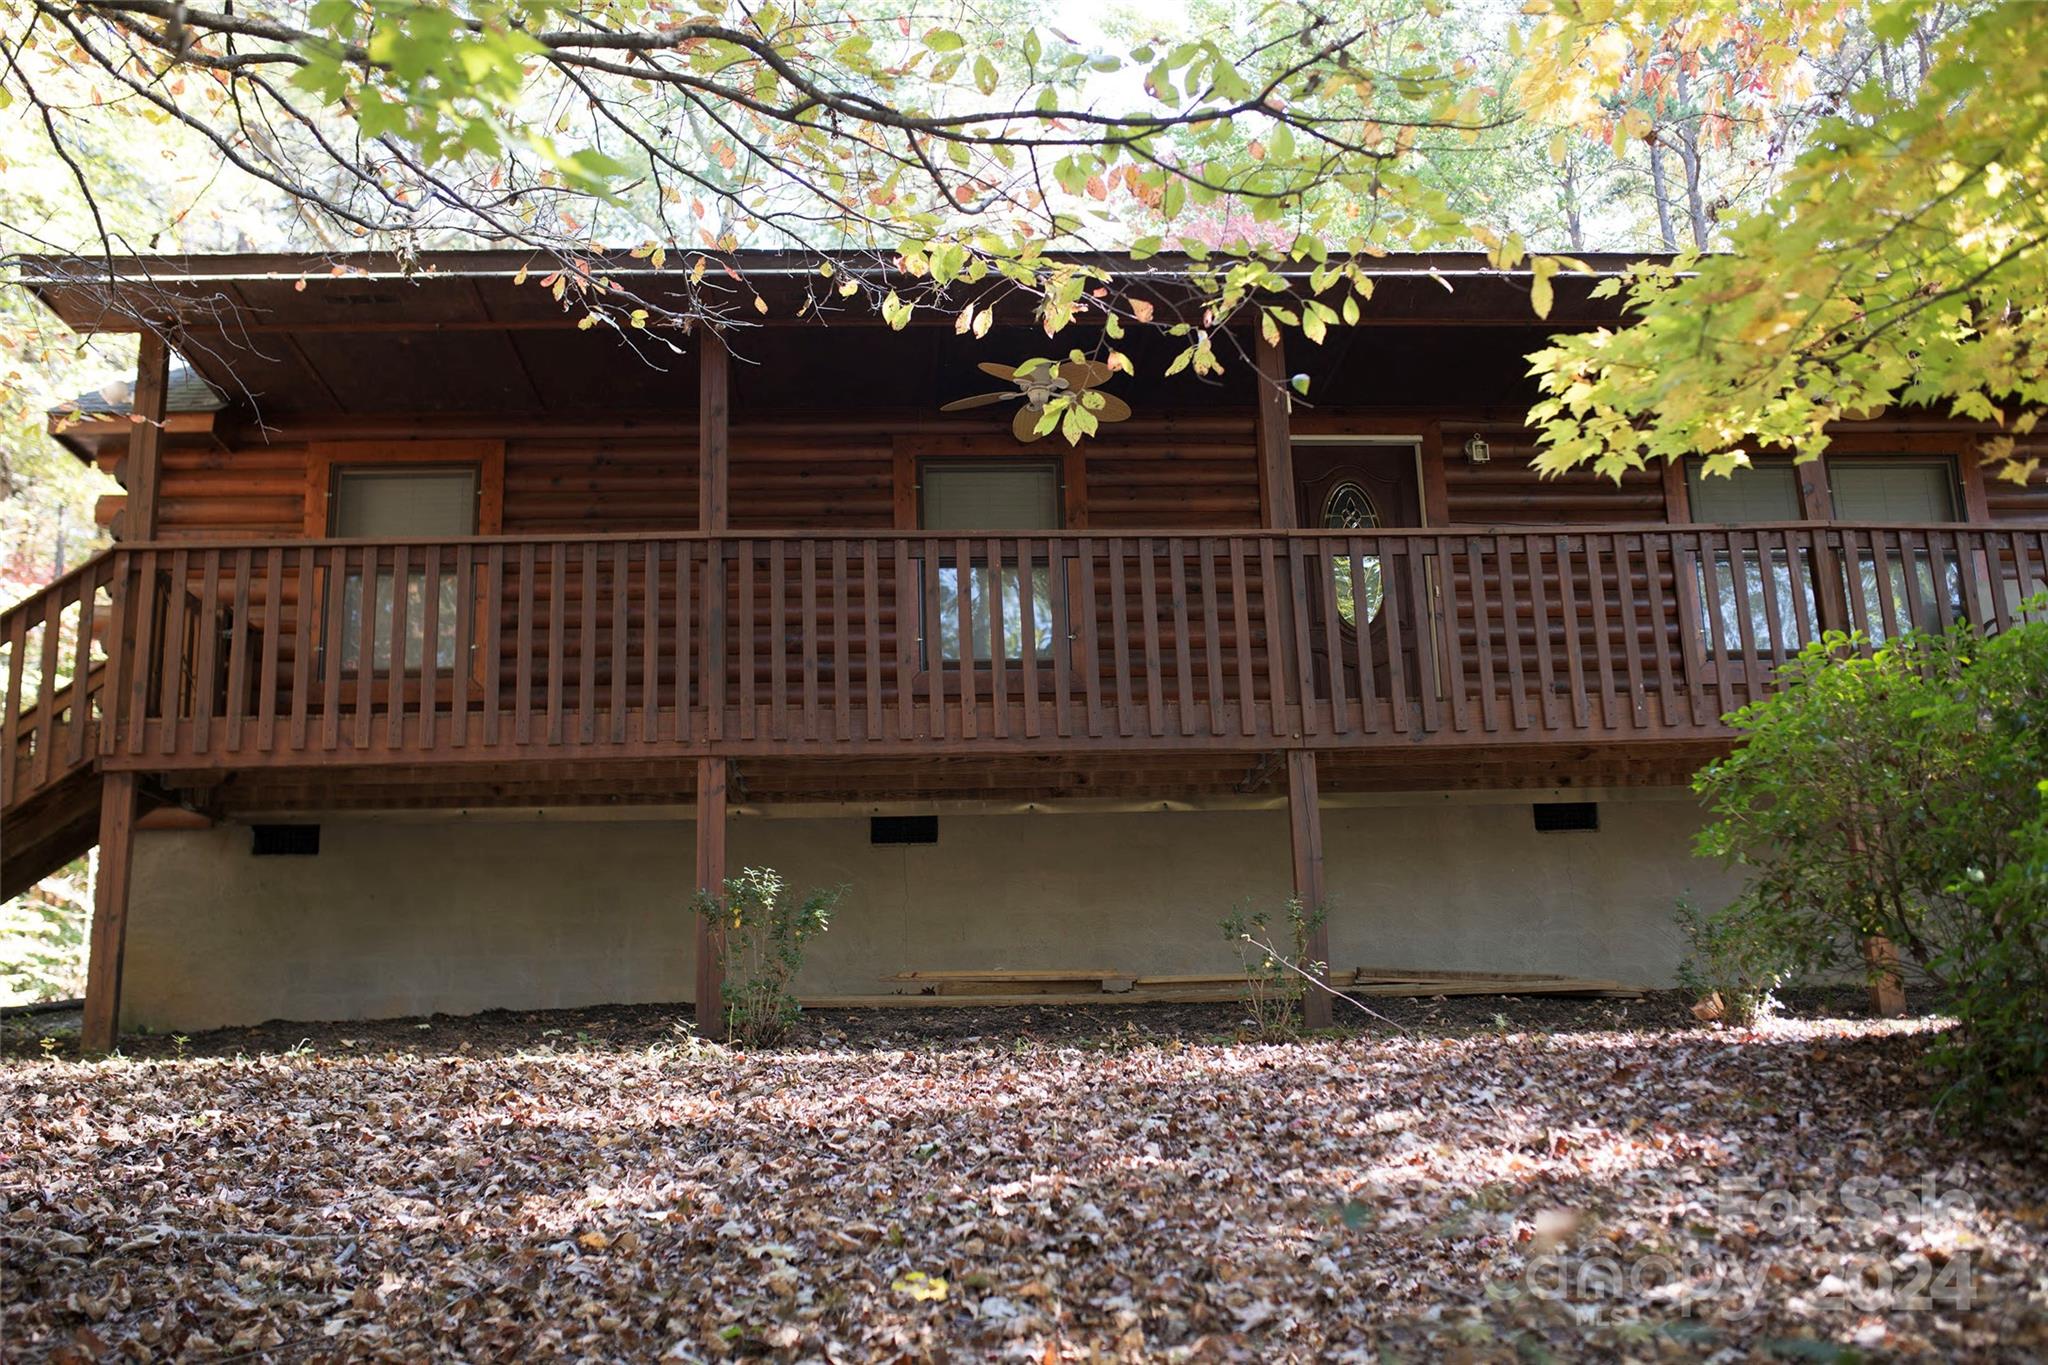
[1058,360,1112,390]
[976,361,1018,382]
[1012,403,1049,443]
[940,391,1023,411]
[1090,391,1133,422]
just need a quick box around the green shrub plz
[1690,612,2048,1114]
[693,867,841,1046]
[1222,898,1325,1038]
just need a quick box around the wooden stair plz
[3,556,122,900]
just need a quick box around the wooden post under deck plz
[1286,750,1334,1029]
[693,756,729,1035]
[81,771,139,1053]
[122,330,170,541]
[693,332,731,1034]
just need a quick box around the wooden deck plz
[6,521,2044,805]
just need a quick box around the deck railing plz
[4,523,2045,776]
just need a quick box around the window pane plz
[1828,459,1956,522]
[333,469,477,537]
[338,570,460,671]
[1698,548,1817,657]
[923,463,1059,531]
[1685,460,1801,525]
[936,565,1056,663]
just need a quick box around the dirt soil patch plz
[4,994,2044,1361]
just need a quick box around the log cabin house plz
[5,250,2046,1047]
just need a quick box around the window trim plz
[1824,455,1961,523]
[305,440,505,538]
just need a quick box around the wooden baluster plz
[1753,531,1787,665]
[1467,538,1500,733]
[1554,535,1589,730]
[3,602,28,802]
[385,545,410,750]
[1257,537,1292,740]
[1523,534,1559,731]
[770,540,782,736]
[513,544,535,745]
[801,538,821,741]
[832,539,851,742]
[1198,538,1226,737]
[1406,540,1441,734]
[1837,529,1873,644]
[1869,529,1903,642]
[577,542,598,745]
[222,549,253,753]
[1136,537,1165,738]
[348,547,375,751]
[1779,529,1813,649]
[1108,538,1135,737]
[1725,531,1763,708]
[1638,534,1680,728]
[191,548,222,754]
[1980,532,2014,634]
[1347,540,1378,733]
[1495,535,1531,731]
[1076,540,1103,739]
[1228,538,1256,737]
[482,544,504,747]
[923,540,946,740]
[737,544,757,740]
[1047,536,1073,740]
[543,543,566,746]
[675,542,695,743]
[611,542,630,745]
[701,540,723,743]
[1581,536,1619,730]
[642,541,660,744]
[454,544,478,748]
[1907,531,1941,632]
[157,549,191,755]
[69,565,102,767]
[1018,538,1042,741]
[987,536,1009,740]
[1612,535,1650,728]
[316,548,343,752]
[123,551,160,757]
[1167,537,1194,738]
[256,550,283,753]
[33,585,63,787]
[893,541,915,740]
[419,545,442,751]
[862,540,883,741]
[1315,541,1349,736]
[1668,533,1712,728]
[1287,541,1320,738]
[1695,532,1736,720]
[956,538,978,739]
[1931,531,1960,631]
[1431,537,1468,733]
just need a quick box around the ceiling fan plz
[940,359,1132,442]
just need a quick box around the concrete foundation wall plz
[122,796,1743,1032]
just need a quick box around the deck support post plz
[1285,750,1334,1029]
[123,330,170,541]
[1864,936,1907,1018]
[693,756,729,1035]
[81,771,139,1053]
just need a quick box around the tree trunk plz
[1647,138,1678,252]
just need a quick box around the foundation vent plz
[1532,802,1599,833]
[251,824,322,856]
[870,815,938,846]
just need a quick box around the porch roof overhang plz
[16,247,1662,439]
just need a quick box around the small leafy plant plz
[693,867,841,1046]
[1222,898,1326,1039]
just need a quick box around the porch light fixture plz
[1464,433,1491,464]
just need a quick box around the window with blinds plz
[331,466,478,672]
[920,461,1060,663]
[1684,459,1814,658]
[1830,458,1962,638]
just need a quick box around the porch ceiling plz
[18,249,1646,424]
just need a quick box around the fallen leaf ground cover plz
[3,998,2044,1362]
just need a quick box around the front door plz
[1293,443,1425,709]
